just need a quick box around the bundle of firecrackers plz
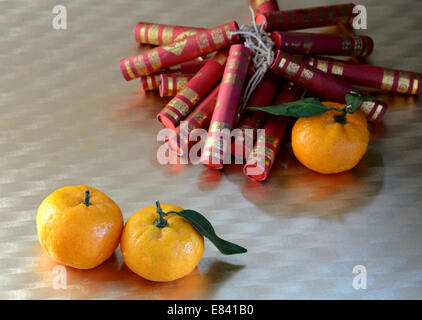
[119,1,421,181]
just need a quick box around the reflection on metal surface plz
[1,0,422,299]
[240,146,384,216]
[34,248,244,300]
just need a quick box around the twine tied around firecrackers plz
[232,6,275,121]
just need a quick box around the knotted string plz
[231,6,275,119]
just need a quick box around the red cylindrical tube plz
[250,0,279,14]
[359,100,388,123]
[244,82,304,181]
[271,32,373,57]
[168,85,220,156]
[201,45,253,169]
[159,74,194,97]
[231,72,281,160]
[270,50,387,122]
[256,3,356,31]
[134,22,205,45]
[304,56,422,95]
[157,50,229,129]
[140,74,161,91]
[120,21,240,81]
[161,59,208,74]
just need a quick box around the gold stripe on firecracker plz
[133,55,148,76]
[167,76,174,96]
[412,77,419,95]
[275,52,288,72]
[211,28,225,45]
[369,103,383,122]
[342,36,352,53]
[226,56,242,70]
[191,109,208,124]
[222,73,244,86]
[146,76,153,90]
[359,101,373,115]
[142,74,161,90]
[359,101,382,122]
[381,70,395,91]
[229,50,252,59]
[147,49,162,70]
[179,87,200,105]
[161,26,174,44]
[176,77,189,92]
[332,62,344,76]
[124,60,135,79]
[263,134,281,147]
[139,24,147,43]
[316,59,328,73]
[224,24,231,40]
[397,72,411,94]
[167,98,190,117]
[361,36,370,56]
[209,121,231,132]
[148,24,160,44]
[214,53,228,66]
[298,69,315,85]
[352,36,363,56]
[307,57,330,74]
[285,58,301,78]
[196,32,210,53]
[163,108,180,122]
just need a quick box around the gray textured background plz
[0,0,421,299]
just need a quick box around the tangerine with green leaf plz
[120,201,246,282]
[120,203,204,282]
[291,101,370,174]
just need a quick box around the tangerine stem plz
[334,110,347,124]
[83,189,91,206]
[154,200,168,228]
[333,105,352,124]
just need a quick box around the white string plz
[231,6,275,118]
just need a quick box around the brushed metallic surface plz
[1,0,422,299]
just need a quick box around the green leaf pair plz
[247,93,373,118]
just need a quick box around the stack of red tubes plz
[118,1,421,182]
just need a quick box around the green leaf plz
[247,97,332,118]
[345,93,364,113]
[175,209,247,255]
